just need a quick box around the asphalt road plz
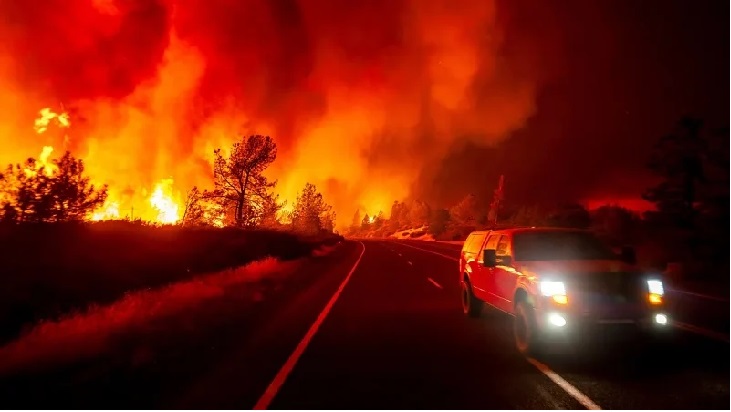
[0,239,728,409]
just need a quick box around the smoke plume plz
[0,0,541,223]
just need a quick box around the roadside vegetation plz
[0,134,342,344]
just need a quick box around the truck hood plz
[516,260,641,278]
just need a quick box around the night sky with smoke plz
[0,0,726,222]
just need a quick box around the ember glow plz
[0,0,540,226]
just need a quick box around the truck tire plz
[514,300,543,356]
[461,278,484,318]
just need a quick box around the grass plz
[0,257,299,375]
[0,221,342,344]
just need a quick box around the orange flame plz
[0,1,540,229]
[33,108,70,135]
[150,178,180,224]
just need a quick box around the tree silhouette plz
[450,193,478,226]
[0,151,107,222]
[371,211,384,230]
[181,186,204,226]
[361,213,371,231]
[259,193,285,228]
[642,117,707,229]
[387,201,405,232]
[291,183,334,234]
[406,200,430,228]
[349,209,362,234]
[643,118,729,270]
[206,135,278,227]
[591,205,639,245]
[546,203,591,229]
[428,208,450,236]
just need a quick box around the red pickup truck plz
[459,227,669,355]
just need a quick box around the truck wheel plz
[514,300,542,356]
[461,279,484,318]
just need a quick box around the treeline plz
[350,117,729,280]
[179,135,336,235]
[0,135,336,235]
[348,197,635,244]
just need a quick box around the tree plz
[361,213,371,232]
[546,203,591,229]
[259,194,285,228]
[349,209,362,234]
[47,152,107,221]
[643,119,729,271]
[181,186,205,226]
[371,210,384,230]
[406,200,430,228]
[291,183,334,234]
[0,151,107,222]
[591,205,640,245]
[206,135,277,227]
[387,200,406,232]
[321,210,336,233]
[642,118,707,229]
[428,208,451,236]
[450,193,478,226]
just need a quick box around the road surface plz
[0,240,728,409]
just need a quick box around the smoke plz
[0,0,540,224]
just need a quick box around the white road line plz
[673,321,730,343]
[393,241,459,261]
[527,358,602,410]
[407,261,413,266]
[253,242,367,410]
[427,277,443,289]
[669,288,729,303]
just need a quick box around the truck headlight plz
[647,279,664,304]
[540,281,568,304]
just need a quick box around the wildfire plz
[27,107,187,225]
[34,107,69,135]
[90,201,121,221]
[150,178,180,224]
[25,107,69,177]
[202,207,225,228]
[23,145,58,177]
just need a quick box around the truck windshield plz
[513,231,618,261]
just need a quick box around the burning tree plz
[450,193,479,226]
[291,183,335,234]
[349,209,362,235]
[206,135,279,228]
[259,193,286,229]
[180,186,205,226]
[0,151,107,223]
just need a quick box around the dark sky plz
[417,0,729,208]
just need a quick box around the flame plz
[90,200,121,221]
[150,178,180,224]
[22,145,58,177]
[0,1,540,230]
[33,108,70,135]
[202,206,225,228]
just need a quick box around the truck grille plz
[570,272,644,304]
